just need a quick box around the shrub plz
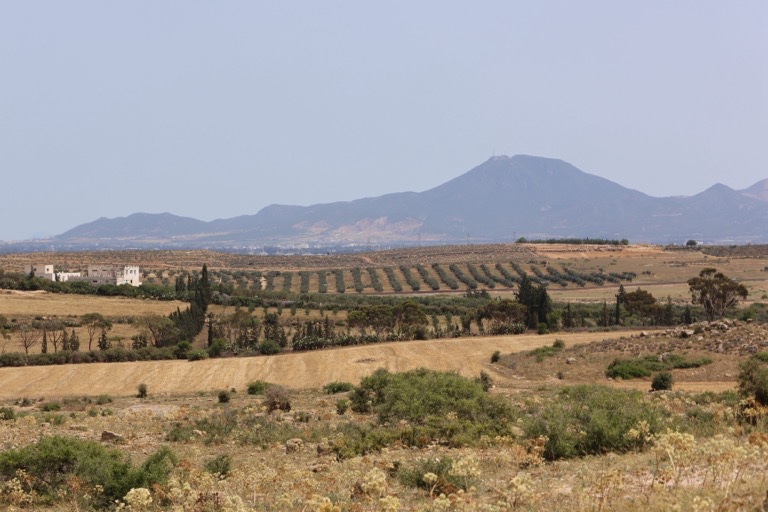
[257,339,281,355]
[397,456,466,495]
[605,358,654,379]
[0,407,15,421]
[41,402,61,412]
[349,368,517,447]
[552,338,565,350]
[323,381,354,394]
[95,394,112,405]
[651,372,674,391]
[186,349,209,361]
[606,354,713,380]
[477,371,492,391]
[738,357,768,405]
[263,385,291,413]
[523,385,669,460]
[137,383,148,398]
[218,390,231,403]
[336,399,349,415]
[204,453,231,477]
[247,380,269,395]
[0,435,176,508]
[207,338,227,358]
[490,350,501,363]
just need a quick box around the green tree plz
[687,268,748,321]
[516,275,551,328]
[81,313,113,351]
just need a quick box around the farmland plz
[0,243,767,510]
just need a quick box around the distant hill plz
[5,155,768,251]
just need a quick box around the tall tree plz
[81,313,112,351]
[17,323,41,355]
[688,268,748,321]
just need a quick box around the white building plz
[26,264,141,287]
[24,264,82,282]
[78,265,141,286]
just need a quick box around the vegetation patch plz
[606,353,713,379]
[523,385,670,460]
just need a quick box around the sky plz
[1,2,766,241]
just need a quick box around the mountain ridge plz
[5,155,768,251]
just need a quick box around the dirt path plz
[0,330,737,398]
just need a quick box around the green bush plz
[0,435,176,508]
[349,368,517,447]
[204,453,231,477]
[218,390,231,403]
[490,350,501,364]
[336,399,349,415]
[323,381,354,394]
[207,338,227,358]
[0,407,16,421]
[246,380,269,395]
[397,456,468,495]
[41,402,61,412]
[257,339,281,355]
[605,358,655,379]
[137,383,148,398]
[606,354,713,380]
[187,349,209,361]
[738,357,768,405]
[651,372,674,391]
[523,385,669,460]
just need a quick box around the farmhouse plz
[25,264,141,286]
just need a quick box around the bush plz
[0,435,176,508]
[246,380,269,395]
[263,385,291,413]
[606,354,713,380]
[204,453,231,477]
[651,372,674,391]
[187,349,209,361]
[41,402,61,412]
[349,368,517,447]
[0,407,15,421]
[137,383,148,398]
[323,381,354,394]
[207,338,227,358]
[257,339,281,355]
[218,390,231,403]
[397,456,467,495]
[336,399,349,415]
[523,385,669,460]
[739,357,768,405]
[490,350,501,363]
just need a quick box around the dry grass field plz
[0,330,633,399]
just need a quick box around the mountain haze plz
[8,155,768,251]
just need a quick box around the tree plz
[138,313,179,348]
[624,288,659,322]
[17,323,41,355]
[688,268,748,321]
[615,285,627,326]
[516,275,551,328]
[81,313,113,351]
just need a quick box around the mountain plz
[6,155,768,251]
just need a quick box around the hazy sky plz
[1,2,766,240]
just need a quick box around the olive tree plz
[687,268,748,321]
